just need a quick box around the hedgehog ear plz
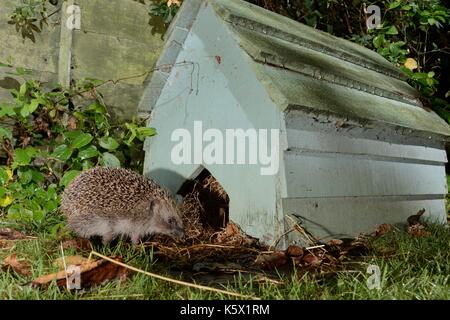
[149,199,160,214]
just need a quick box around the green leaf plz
[60,170,81,187]
[64,130,83,140]
[33,209,46,222]
[0,186,6,198]
[136,127,157,140]
[43,200,58,212]
[427,18,437,26]
[0,168,9,185]
[87,101,107,114]
[14,149,32,166]
[0,104,16,117]
[52,144,73,161]
[15,67,32,76]
[20,99,39,117]
[101,152,121,168]
[78,145,98,160]
[385,25,398,35]
[19,82,27,96]
[71,132,93,149]
[18,169,33,184]
[99,136,119,151]
[82,160,95,170]
[373,35,384,48]
[388,1,401,9]
[31,170,44,183]
[8,204,33,221]
[0,127,12,140]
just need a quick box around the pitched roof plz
[139,0,450,138]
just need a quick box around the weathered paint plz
[142,0,450,248]
[143,3,285,244]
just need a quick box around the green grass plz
[0,222,448,300]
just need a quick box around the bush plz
[0,66,155,231]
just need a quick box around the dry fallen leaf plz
[0,228,34,249]
[286,245,304,257]
[53,255,91,269]
[373,223,393,237]
[67,116,77,130]
[0,240,13,249]
[407,224,431,237]
[0,228,32,240]
[167,0,181,7]
[255,252,288,269]
[407,209,426,226]
[302,253,322,267]
[32,257,129,289]
[225,223,240,237]
[327,239,344,246]
[2,253,32,276]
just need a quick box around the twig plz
[89,251,260,300]
[305,245,325,250]
[286,215,318,246]
[269,227,294,251]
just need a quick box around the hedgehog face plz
[148,199,185,239]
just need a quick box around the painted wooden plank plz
[257,64,450,137]
[283,196,446,241]
[284,151,447,197]
[286,128,447,163]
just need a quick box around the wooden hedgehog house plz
[139,0,450,247]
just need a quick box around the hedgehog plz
[60,167,185,244]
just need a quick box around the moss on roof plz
[145,0,450,138]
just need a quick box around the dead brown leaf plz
[0,240,13,249]
[407,208,426,226]
[254,252,288,269]
[373,223,393,237]
[67,116,77,130]
[407,224,431,237]
[327,239,344,246]
[32,257,129,289]
[302,253,322,267]
[286,245,304,257]
[53,255,90,269]
[0,228,29,240]
[0,228,35,250]
[2,253,32,276]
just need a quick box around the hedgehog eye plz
[168,217,176,226]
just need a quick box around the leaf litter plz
[0,176,439,292]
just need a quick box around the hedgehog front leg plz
[130,233,141,245]
[102,231,114,245]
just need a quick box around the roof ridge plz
[224,14,405,80]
